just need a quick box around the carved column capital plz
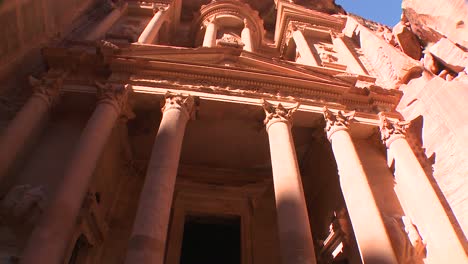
[203,15,218,27]
[95,82,133,118]
[28,71,67,107]
[378,113,410,148]
[153,4,169,13]
[162,92,195,120]
[322,107,355,141]
[262,99,299,130]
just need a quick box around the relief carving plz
[322,106,355,140]
[217,33,244,48]
[0,185,46,233]
[378,113,410,147]
[262,99,300,128]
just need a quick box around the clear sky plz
[335,0,403,27]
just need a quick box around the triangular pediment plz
[116,44,357,87]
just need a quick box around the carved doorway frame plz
[165,183,254,264]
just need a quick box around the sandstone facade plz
[0,0,467,264]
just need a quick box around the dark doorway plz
[180,214,241,264]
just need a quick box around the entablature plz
[41,43,401,116]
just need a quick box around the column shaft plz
[138,7,167,44]
[292,30,319,66]
[20,85,126,264]
[389,137,467,263]
[0,95,49,182]
[241,21,254,52]
[263,100,316,264]
[125,93,193,264]
[86,3,128,41]
[329,130,398,264]
[379,114,468,263]
[203,20,218,47]
[0,75,64,183]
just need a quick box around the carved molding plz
[378,113,409,148]
[262,99,299,130]
[162,92,195,120]
[322,106,355,140]
[28,70,68,107]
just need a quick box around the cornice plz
[41,45,401,114]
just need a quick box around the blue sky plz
[335,0,402,26]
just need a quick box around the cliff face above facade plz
[396,0,468,242]
[402,0,468,48]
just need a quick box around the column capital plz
[28,71,67,107]
[322,107,355,141]
[162,92,195,120]
[262,99,299,130]
[203,15,218,27]
[95,82,133,118]
[153,4,169,13]
[378,113,410,148]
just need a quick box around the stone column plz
[330,32,368,75]
[125,92,194,264]
[292,27,319,66]
[241,19,254,52]
[202,17,218,48]
[85,2,128,41]
[323,108,398,264]
[138,6,168,44]
[0,73,65,183]
[19,83,130,264]
[378,114,468,263]
[262,100,317,264]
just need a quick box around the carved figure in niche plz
[320,52,338,63]
[0,185,46,234]
[217,33,244,48]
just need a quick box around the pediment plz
[116,45,357,87]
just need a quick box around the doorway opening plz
[180,214,241,264]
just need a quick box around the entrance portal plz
[180,214,241,264]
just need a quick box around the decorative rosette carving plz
[162,92,195,119]
[322,106,355,140]
[378,113,410,148]
[262,99,300,129]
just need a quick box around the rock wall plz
[397,0,468,241]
